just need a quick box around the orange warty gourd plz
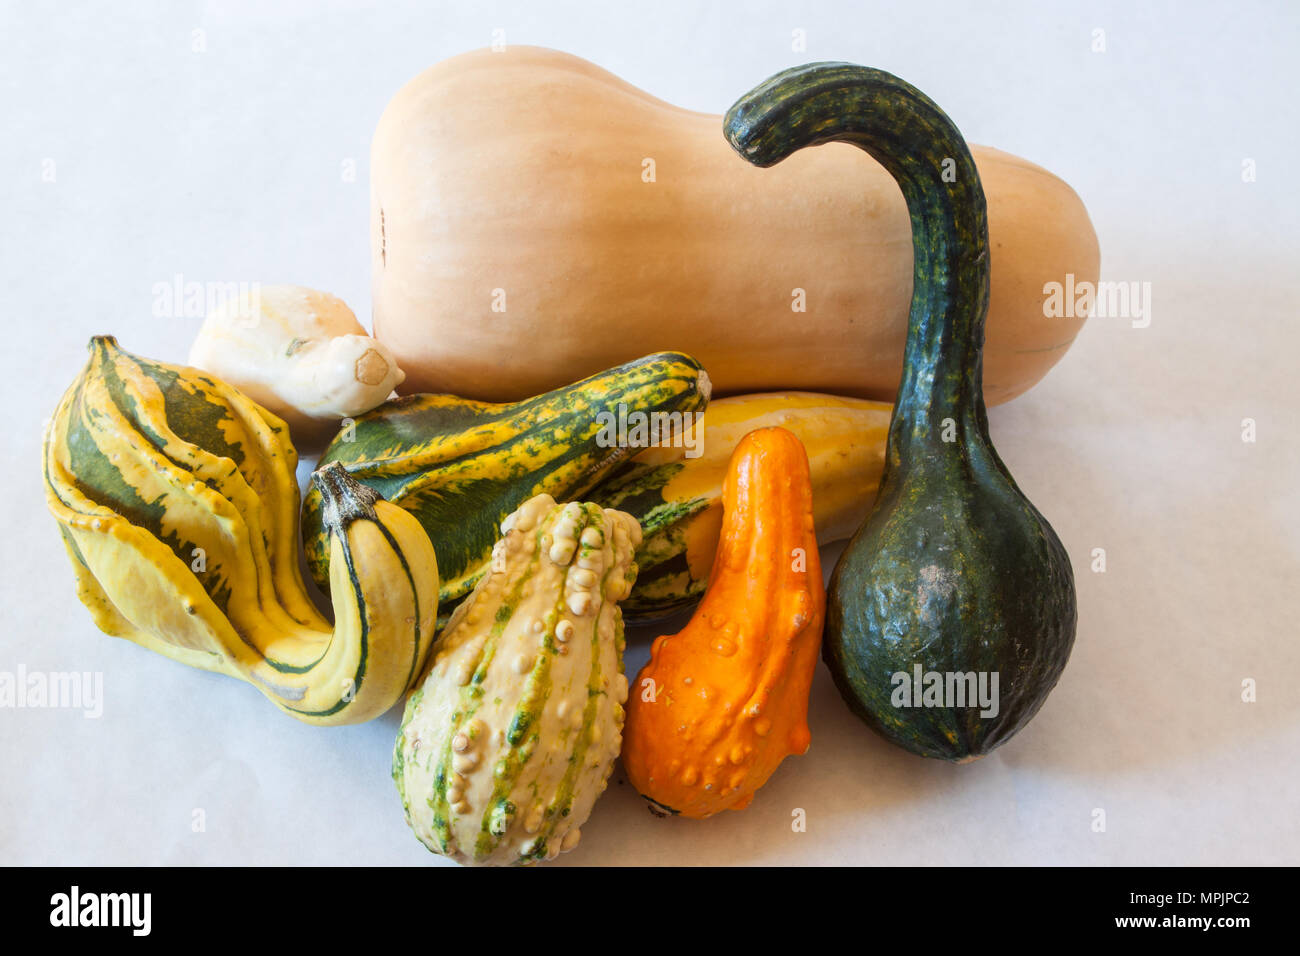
[621,427,825,819]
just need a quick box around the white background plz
[3,1,1297,865]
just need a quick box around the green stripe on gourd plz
[595,479,710,621]
[474,504,617,864]
[418,526,547,854]
[302,352,709,625]
[67,363,242,617]
[84,348,324,664]
[42,337,441,725]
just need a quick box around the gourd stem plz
[724,63,991,449]
[313,461,380,535]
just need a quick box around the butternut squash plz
[371,46,1099,405]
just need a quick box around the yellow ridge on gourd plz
[590,391,891,621]
[42,336,440,725]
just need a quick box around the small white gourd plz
[187,285,405,443]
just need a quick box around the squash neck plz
[888,219,990,451]
[723,63,993,451]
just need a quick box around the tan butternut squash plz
[371,46,1099,405]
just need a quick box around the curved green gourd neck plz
[723,63,991,460]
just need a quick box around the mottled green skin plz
[302,352,708,626]
[725,64,1076,760]
[585,458,710,623]
[52,340,252,616]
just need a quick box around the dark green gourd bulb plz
[724,64,1077,761]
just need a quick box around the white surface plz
[3,1,1297,866]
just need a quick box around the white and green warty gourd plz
[393,493,640,865]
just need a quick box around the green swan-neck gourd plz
[725,64,1077,760]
